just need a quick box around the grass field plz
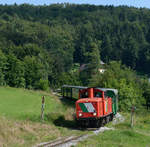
[77,111,150,147]
[0,86,150,147]
[0,87,68,120]
[0,87,87,147]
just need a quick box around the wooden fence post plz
[41,96,45,121]
[131,106,136,127]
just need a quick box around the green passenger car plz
[61,85,87,99]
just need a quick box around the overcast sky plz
[0,0,150,9]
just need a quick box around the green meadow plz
[0,87,65,121]
[0,86,150,147]
[0,87,86,147]
[77,112,150,147]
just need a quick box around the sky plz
[0,0,150,9]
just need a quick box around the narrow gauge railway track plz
[34,127,114,147]
[35,135,90,147]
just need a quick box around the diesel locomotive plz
[62,85,118,128]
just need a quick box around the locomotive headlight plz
[79,113,82,117]
[93,112,97,116]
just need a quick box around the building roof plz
[79,60,105,72]
[100,60,105,65]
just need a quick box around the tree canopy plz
[0,4,150,93]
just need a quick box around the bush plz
[35,79,49,91]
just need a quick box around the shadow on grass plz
[45,113,77,129]
[54,115,77,129]
[115,123,131,129]
[23,112,83,131]
[16,98,77,128]
[60,97,76,108]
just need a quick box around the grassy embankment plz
[77,111,150,147]
[0,87,87,147]
[1,86,150,147]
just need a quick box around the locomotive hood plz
[76,98,101,113]
[76,98,101,103]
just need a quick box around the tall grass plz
[0,87,87,147]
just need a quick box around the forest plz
[0,3,150,109]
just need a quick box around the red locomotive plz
[76,87,115,127]
[62,85,118,128]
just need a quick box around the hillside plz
[0,4,150,115]
[0,87,150,147]
[0,87,87,146]
[1,4,150,147]
[0,4,150,89]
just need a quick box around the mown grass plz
[0,87,64,121]
[77,111,150,147]
[0,87,87,147]
[77,129,150,147]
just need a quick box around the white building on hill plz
[79,60,106,74]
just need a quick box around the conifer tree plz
[80,39,101,85]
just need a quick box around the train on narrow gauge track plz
[62,85,118,128]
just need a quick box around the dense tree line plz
[0,4,150,110]
[0,4,150,92]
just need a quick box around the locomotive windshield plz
[81,91,88,98]
[94,92,102,98]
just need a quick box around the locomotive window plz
[94,92,102,98]
[104,92,108,98]
[81,92,88,98]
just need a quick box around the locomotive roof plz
[97,88,118,95]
